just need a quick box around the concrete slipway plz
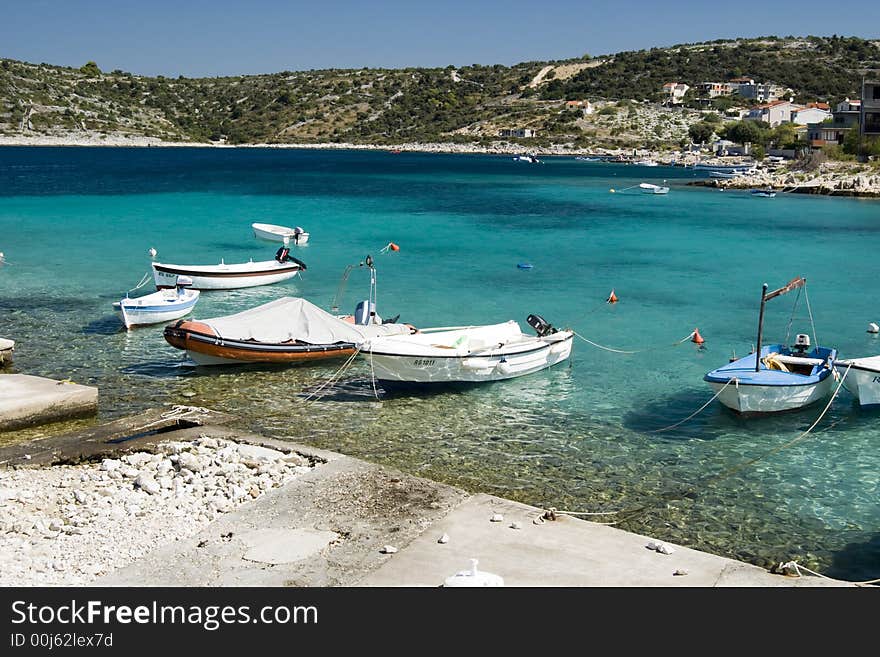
[0,408,850,587]
[0,373,98,432]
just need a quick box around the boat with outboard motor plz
[704,277,837,414]
[114,275,200,329]
[360,314,573,384]
[252,223,310,245]
[151,250,306,290]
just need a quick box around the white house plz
[791,105,832,125]
[746,100,800,127]
[738,83,787,103]
[661,82,690,104]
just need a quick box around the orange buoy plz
[607,289,618,304]
[692,328,705,345]
[389,242,400,251]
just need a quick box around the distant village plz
[660,76,879,157]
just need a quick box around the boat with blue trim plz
[704,277,837,414]
[114,276,200,329]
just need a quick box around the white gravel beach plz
[0,436,312,586]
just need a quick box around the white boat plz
[151,253,306,290]
[639,182,670,194]
[634,159,659,167]
[708,171,746,179]
[834,356,880,406]
[114,277,200,329]
[513,154,541,164]
[750,189,777,198]
[360,314,573,384]
[704,277,837,414]
[252,222,310,245]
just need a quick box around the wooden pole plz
[755,283,768,372]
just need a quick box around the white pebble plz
[381,545,398,554]
[438,533,450,544]
[490,513,503,522]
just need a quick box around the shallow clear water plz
[1,147,878,580]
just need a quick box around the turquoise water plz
[1,147,879,580]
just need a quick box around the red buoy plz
[607,289,618,304]
[692,328,705,345]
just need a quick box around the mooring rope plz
[129,404,213,433]
[779,560,880,586]
[368,345,380,400]
[301,347,362,403]
[542,366,853,534]
[572,329,697,355]
[804,284,818,351]
[700,363,851,486]
[127,271,152,295]
[649,378,734,433]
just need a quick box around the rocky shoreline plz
[0,435,312,586]
[689,165,880,197]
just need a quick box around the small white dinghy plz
[252,222,309,245]
[114,276,200,329]
[360,314,573,384]
[834,356,880,406]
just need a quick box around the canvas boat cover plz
[201,297,410,344]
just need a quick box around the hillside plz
[1,35,878,149]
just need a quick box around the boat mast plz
[755,283,768,372]
[754,277,806,371]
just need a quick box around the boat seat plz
[773,355,825,366]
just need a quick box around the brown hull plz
[164,320,357,365]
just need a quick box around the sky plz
[2,0,879,78]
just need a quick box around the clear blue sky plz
[2,0,878,77]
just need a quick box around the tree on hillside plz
[725,119,769,146]
[79,61,101,77]
[688,122,716,144]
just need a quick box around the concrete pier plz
[0,410,851,587]
[0,373,98,432]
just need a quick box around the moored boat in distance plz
[708,170,748,179]
[633,159,658,167]
[704,277,837,414]
[833,356,880,406]
[151,253,305,290]
[639,182,670,194]
[750,189,777,198]
[252,222,309,245]
[360,314,573,384]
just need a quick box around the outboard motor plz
[527,314,556,337]
[354,300,373,325]
[792,333,811,355]
[175,275,193,289]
